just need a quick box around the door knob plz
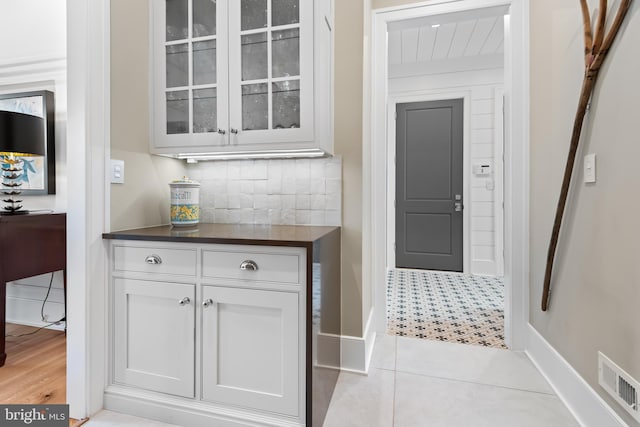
[230,128,239,134]
[178,297,191,306]
[202,298,214,308]
[217,128,226,135]
[454,194,463,212]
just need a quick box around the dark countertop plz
[103,223,340,247]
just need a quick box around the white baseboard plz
[471,259,497,276]
[6,276,66,329]
[6,297,66,330]
[104,386,302,427]
[525,324,628,427]
[340,308,375,374]
[316,332,341,368]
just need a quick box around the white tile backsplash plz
[267,194,281,210]
[310,178,326,194]
[281,194,296,210]
[187,157,342,226]
[214,194,227,208]
[295,194,311,210]
[282,178,296,195]
[228,194,241,209]
[240,193,253,209]
[253,194,268,209]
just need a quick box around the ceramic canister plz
[169,177,200,226]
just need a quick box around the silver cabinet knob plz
[145,254,162,265]
[202,298,214,308]
[178,297,191,306]
[217,128,226,135]
[230,128,239,134]
[239,260,258,271]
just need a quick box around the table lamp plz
[0,110,45,215]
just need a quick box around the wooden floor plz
[1,323,87,426]
[1,323,66,404]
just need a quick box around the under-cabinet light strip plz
[176,149,327,161]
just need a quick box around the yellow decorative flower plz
[171,204,199,221]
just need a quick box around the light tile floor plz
[84,336,579,427]
[323,335,579,427]
[83,410,178,426]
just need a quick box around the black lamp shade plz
[0,110,45,156]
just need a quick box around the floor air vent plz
[598,352,640,422]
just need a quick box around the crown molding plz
[0,53,66,80]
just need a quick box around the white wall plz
[0,0,66,63]
[0,0,67,328]
[389,66,504,276]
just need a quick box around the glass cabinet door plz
[154,0,228,148]
[228,0,313,145]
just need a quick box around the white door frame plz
[66,0,111,418]
[494,87,505,276]
[366,0,529,350]
[386,91,472,274]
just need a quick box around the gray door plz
[396,99,463,272]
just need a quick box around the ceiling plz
[388,6,508,66]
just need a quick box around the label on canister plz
[170,178,200,226]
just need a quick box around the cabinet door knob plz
[145,254,163,265]
[217,128,226,135]
[230,128,239,134]
[239,260,258,271]
[178,297,191,306]
[202,298,214,308]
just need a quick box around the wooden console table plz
[0,212,66,367]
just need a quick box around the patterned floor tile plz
[386,269,507,349]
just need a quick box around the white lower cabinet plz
[201,286,300,416]
[108,241,306,426]
[113,278,195,398]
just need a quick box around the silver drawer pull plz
[145,254,163,265]
[178,297,191,306]
[202,298,214,308]
[239,260,258,271]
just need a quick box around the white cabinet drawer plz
[114,245,197,276]
[202,248,302,284]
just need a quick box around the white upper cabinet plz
[151,0,333,159]
[152,0,229,150]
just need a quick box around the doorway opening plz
[385,7,507,348]
[369,0,529,351]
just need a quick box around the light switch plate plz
[584,153,596,183]
[111,159,125,184]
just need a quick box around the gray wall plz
[530,1,640,425]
